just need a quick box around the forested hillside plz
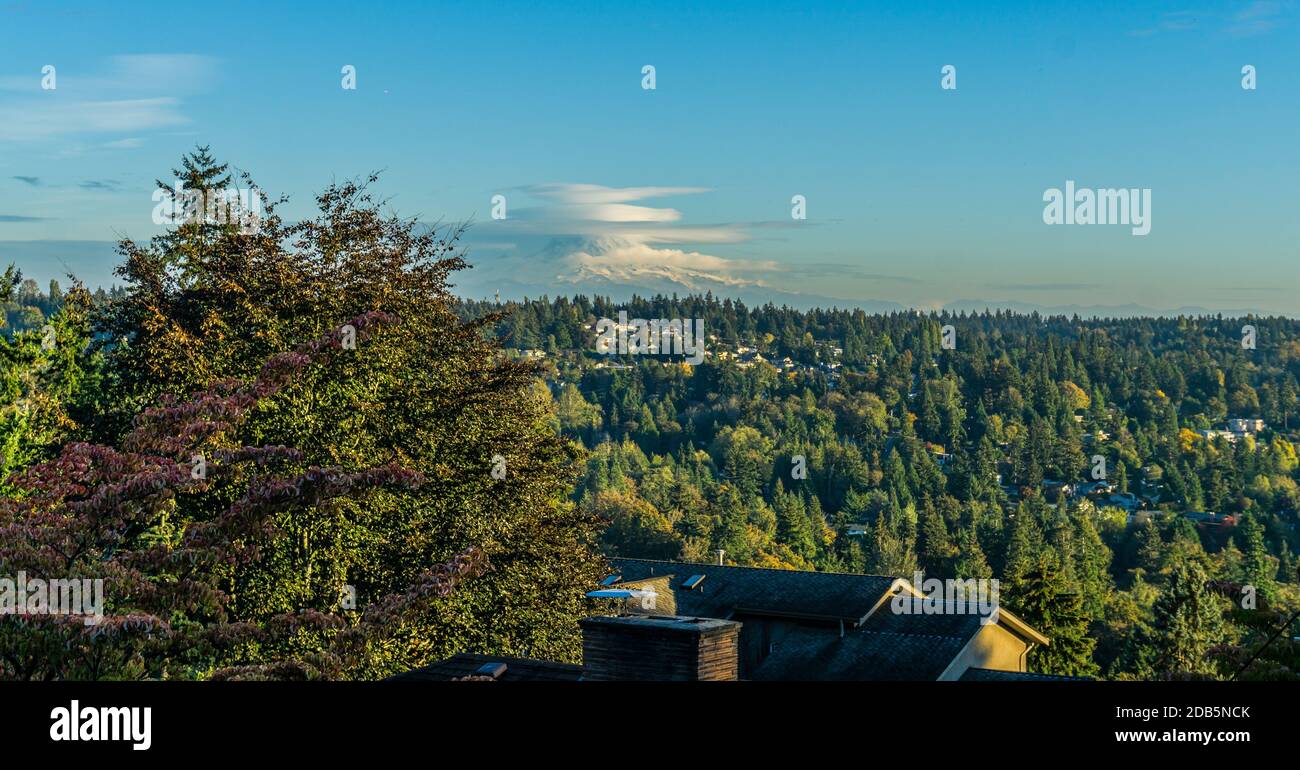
[460,294,1300,679]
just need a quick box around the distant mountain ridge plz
[2,238,1290,318]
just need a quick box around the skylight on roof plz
[682,574,706,590]
[474,662,507,679]
[586,589,636,599]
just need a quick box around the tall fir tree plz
[1014,554,1100,678]
[952,527,993,580]
[1146,561,1230,678]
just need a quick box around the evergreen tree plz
[1015,554,1100,678]
[1238,515,1278,604]
[1002,502,1045,586]
[918,503,956,577]
[1147,561,1230,678]
[1073,510,1114,620]
[870,506,916,576]
[952,527,993,580]
[773,480,816,562]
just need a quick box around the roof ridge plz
[859,630,971,642]
[610,557,899,580]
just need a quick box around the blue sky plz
[0,0,1297,315]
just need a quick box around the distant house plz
[1138,491,1162,508]
[392,654,582,682]
[1127,510,1153,528]
[1076,480,1114,497]
[1202,419,1267,444]
[1224,418,1267,442]
[1227,418,1266,435]
[1043,479,1077,498]
[1099,492,1139,513]
[1184,511,1237,528]
[396,559,1084,682]
[1200,429,1237,443]
[1081,431,1110,446]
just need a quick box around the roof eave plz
[994,607,1052,647]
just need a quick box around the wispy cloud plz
[0,98,188,141]
[511,183,712,225]
[477,183,796,292]
[1130,3,1292,37]
[0,54,219,94]
[1227,0,1291,36]
[0,54,216,143]
[11,176,40,186]
[1130,10,1201,36]
[501,183,756,244]
[522,183,711,206]
[800,263,921,283]
[79,179,122,191]
[987,282,1102,291]
[96,54,219,94]
[0,215,48,222]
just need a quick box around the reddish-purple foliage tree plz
[0,312,486,680]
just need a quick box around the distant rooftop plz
[390,653,582,682]
[609,557,898,624]
[959,668,1089,682]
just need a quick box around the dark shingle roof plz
[607,559,1037,680]
[747,627,970,681]
[388,653,582,682]
[959,668,1090,682]
[860,604,988,637]
[608,558,898,622]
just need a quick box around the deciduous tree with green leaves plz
[92,149,604,674]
